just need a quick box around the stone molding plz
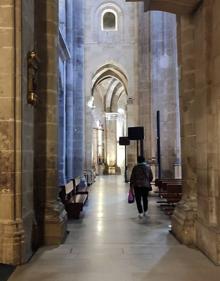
[172,199,197,245]
[196,219,220,265]
[126,0,202,15]
[0,219,25,265]
[44,200,67,245]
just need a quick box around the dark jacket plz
[130,162,153,189]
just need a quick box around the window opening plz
[101,9,118,31]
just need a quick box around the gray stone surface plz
[8,176,220,281]
[150,12,181,178]
[84,0,140,172]
[21,0,35,263]
[172,1,220,265]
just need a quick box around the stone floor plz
[9,175,220,281]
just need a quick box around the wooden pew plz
[59,178,89,219]
[155,178,182,215]
[155,178,182,196]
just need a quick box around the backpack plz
[131,164,152,189]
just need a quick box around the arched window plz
[101,9,118,31]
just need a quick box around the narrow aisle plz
[9,176,220,281]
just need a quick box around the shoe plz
[143,212,148,217]
[138,213,143,219]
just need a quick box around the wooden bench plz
[155,178,182,215]
[155,179,182,195]
[59,177,89,219]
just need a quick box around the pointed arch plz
[92,63,128,95]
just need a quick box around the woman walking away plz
[130,156,153,218]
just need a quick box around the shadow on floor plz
[0,264,16,281]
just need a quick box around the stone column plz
[21,0,35,262]
[194,1,220,265]
[150,12,181,178]
[104,117,118,174]
[0,0,24,265]
[85,109,94,170]
[34,0,67,245]
[65,0,74,181]
[137,7,152,160]
[172,16,197,245]
[72,0,84,178]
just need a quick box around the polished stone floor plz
[9,176,220,281]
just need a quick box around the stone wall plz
[0,0,67,265]
[63,0,74,182]
[194,0,220,265]
[150,12,180,177]
[34,0,67,247]
[58,0,84,183]
[72,0,84,178]
[21,0,35,263]
[137,6,152,160]
[172,14,197,247]
[172,0,220,265]
[0,0,24,265]
[84,0,140,173]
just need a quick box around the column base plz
[0,220,25,265]
[103,164,121,175]
[196,220,220,265]
[171,199,197,245]
[44,200,67,245]
[174,163,182,179]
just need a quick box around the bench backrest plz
[160,182,182,193]
[65,181,74,194]
[166,185,182,193]
[156,179,182,183]
[155,179,182,189]
[74,176,81,188]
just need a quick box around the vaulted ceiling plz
[92,64,128,113]
[126,0,202,15]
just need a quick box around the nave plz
[9,176,220,281]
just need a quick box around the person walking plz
[130,156,153,218]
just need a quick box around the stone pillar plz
[21,0,35,262]
[172,16,197,245]
[65,0,74,181]
[193,0,220,265]
[104,118,118,174]
[72,0,84,178]
[85,109,94,170]
[34,0,67,245]
[150,12,181,178]
[0,0,24,265]
[137,8,152,160]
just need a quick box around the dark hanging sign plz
[119,137,130,146]
[128,126,144,140]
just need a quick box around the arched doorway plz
[89,64,128,175]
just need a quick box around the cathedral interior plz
[1,0,220,280]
